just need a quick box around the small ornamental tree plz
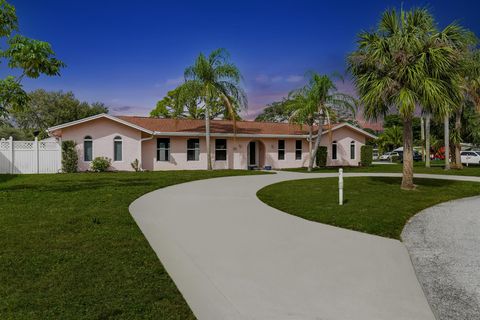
[61,140,78,173]
[360,145,373,167]
[316,146,328,167]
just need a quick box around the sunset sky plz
[9,0,480,119]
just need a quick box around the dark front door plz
[249,141,256,166]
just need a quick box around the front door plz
[249,141,256,166]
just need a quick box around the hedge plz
[360,145,373,166]
[61,140,78,173]
[316,146,328,167]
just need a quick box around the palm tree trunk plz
[420,116,425,162]
[454,108,463,169]
[444,114,450,170]
[401,117,415,190]
[307,125,313,171]
[309,118,324,171]
[205,105,212,170]
[425,113,431,168]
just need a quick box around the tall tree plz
[349,8,466,189]
[0,1,64,118]
[288,73,356,171]
[255,99,293,122]
[151,87,240,120]
[176,49,247,170]
[10,90,108,138]
[452,48,480,168]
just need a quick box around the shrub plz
[61,140,78,173]
[360,145,373,166]
[391,155,401,163]
[131,159,141,172]
[91,157,111,172]
[316,146,328,167]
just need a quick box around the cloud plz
[285,75,304,83]
[165,77,183,86]
[154,77,184,88]
[110,105,151,116]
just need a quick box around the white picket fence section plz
[0,137,62,174]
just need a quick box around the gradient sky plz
[10,0,480,119]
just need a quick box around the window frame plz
[113,136,123,162]
[295,140,302,160]
[156,138,170,162]
[187,138,200,161]
[332,141,338,160]
[84,135,93,162]
[278,140,285,160]
[215,139,227,161]
[350,140,355,160]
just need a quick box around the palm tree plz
[377,126,403,153]
[348,8,465,189]
[177,49,247,170]
[288,73,356,171]
[452,48,480,168]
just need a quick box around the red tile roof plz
[117,116,318,135]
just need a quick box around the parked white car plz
[379,151,400,161]
[460,151,480,165]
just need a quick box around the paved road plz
[129,172,479,320]
[402,196,480,320]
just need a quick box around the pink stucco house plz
[47,113,376,171]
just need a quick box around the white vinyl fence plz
[0,137,62,174]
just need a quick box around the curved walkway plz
[402,196,480,320]
[129,172,480,320]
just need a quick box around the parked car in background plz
[379,150,422,162]
[379,151,398,161]
[461,151,480,165]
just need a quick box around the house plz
[47,114,376,171]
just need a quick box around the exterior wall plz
[141,137,310,170]
[321,126,367,166]
[60,117,142,171]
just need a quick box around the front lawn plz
[285,162,480,176]
[0,170,266,319]
[257,177,480,239]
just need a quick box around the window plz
[350,141,355,160]
[278,140,285,160]
[187,138,200,161]
[114,136,122,161]
[332,141,337,160]
[295,140,302,160]
[215,139,227,161]
[157,138,170,161]
[84,136,93,161]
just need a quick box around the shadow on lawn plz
[369,176,455,187]
[1,178,159,193]
[0,174,19,184]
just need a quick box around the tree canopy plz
[6,90,107,139]
[0,0,64,118]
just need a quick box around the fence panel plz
[0,137,61,174]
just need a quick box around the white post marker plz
[339,168,344,205]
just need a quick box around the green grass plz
[0,170,267,319]
[285,162,480,176]
[257,177,480,239]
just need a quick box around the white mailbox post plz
[339,168,344,205]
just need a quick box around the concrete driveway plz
[129,171,477,320]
